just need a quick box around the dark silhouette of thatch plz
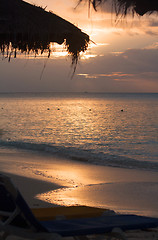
[0,0,89,63]
[78,0,158,16]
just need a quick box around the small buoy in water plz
[121,109,123,112]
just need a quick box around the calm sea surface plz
[0,92,158,171]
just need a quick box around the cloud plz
[145,42,158,49]
[77,72,134,81]
[145,30,158,36]
[1,46,158,93]
[79,47,158,74]
[148,18,158,27]
[74,47,158,92]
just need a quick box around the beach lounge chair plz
[0,173,158,240]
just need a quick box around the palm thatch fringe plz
[0,0,89,63]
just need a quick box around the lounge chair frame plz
[1,173,158,240]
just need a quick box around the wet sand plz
[0,147,158,218]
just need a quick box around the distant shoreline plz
[0,92,158,95]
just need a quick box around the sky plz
[0,0,158,93]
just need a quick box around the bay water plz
[0,92,158,171]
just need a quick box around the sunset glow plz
[1,0,158,229]
[1,0,158,92]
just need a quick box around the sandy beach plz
[0,147,158,216]
[0,147,158,239]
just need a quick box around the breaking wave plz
[0,139,158,171]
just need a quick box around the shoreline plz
[0,147,158,217]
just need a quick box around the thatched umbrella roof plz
[79,0,158,16]
[0,0,89,62]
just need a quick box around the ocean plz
[0,92,158,171]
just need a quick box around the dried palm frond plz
[77,0,158,16]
